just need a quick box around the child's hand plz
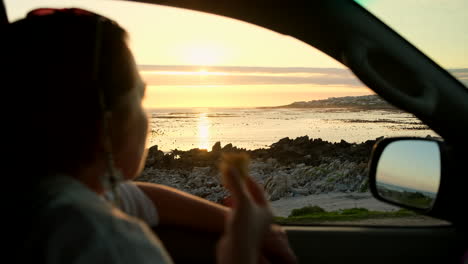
[261,224,298,264]
[216,168,273,264]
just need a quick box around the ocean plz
[146,107,438,152]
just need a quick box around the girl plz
[7,8,296,264]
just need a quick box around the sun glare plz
[183,43,224,66]
[197,113,210,150]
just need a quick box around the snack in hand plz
[219,152,250,184]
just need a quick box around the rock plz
[212,141,222,152]
[140,135,376,202]
[222,143,233,151]
[145,145,165,168]
[277,137,291,145]
[293,136,309,146]
[264,171,291,201]
[266,158,277,166]
[291,187,309,196]
[191,166,211,176]
[336,183,348,192]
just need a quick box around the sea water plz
[146,107,437,152]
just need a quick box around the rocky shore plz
[137,136,378,203]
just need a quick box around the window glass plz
[7,0,450,226]
[355,0,468,88]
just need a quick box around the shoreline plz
[147,106,436,152]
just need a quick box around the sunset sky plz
[6,0,467,108]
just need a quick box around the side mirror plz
[368,137,444,211]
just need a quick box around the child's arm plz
[135,181,297,264]
[135,181,228,233]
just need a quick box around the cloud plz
[448,68,468,87]
[138,66,468,89]
[138,65,364,87]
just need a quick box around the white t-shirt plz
[112,181,159,227]
[27,175,173,264]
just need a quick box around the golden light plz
[182,43,224,65]
[197,112,210,150]
[140,70,230,76]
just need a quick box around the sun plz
[182,43,224,65]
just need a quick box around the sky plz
[358,0,468,69]
[139,65,371,107]
[5,0,467,107]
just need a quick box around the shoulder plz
[114,181,159,226]
[27,177,172,264]
[30,199,172,264]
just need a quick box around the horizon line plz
[138,64,468,71]
[143,94,380,109]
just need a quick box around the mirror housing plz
[368,137,446,212]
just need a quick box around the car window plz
[7,0,450,226]
[355,0,468,88]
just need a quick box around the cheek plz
[142,113,149,143]
[133,110,149,173]
[119,109,149,180]
[138,111,149,151]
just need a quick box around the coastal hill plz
[269,95,398,110]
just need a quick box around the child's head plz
[6,9,148,181]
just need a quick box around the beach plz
[146,106,436,152]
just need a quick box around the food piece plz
[220,152,250,183]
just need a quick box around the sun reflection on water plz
[197,112,210,150]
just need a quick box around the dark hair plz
[4,9,134,175]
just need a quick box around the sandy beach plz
[270,192,399,217]
[270,192,450,226]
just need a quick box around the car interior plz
[5,0,467,263]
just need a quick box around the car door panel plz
[154,225,461,264]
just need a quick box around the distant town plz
[271,95,398,110]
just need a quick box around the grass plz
[289,205,325,216]
[275,205,417,225]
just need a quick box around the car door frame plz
[3,1,466,263]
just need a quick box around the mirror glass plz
[376,140,441,209]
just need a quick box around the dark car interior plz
[5,0,467,263]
